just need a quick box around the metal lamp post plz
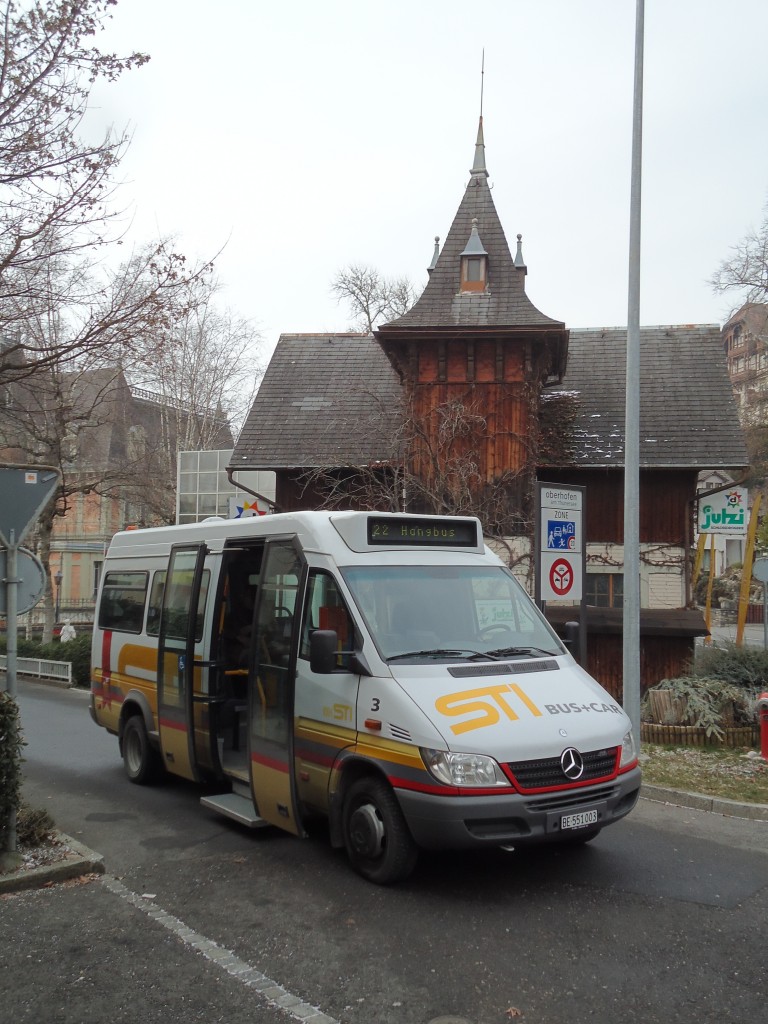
[54,568,63,623]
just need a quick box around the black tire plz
[122,715,160,785]
[342,776,418,885]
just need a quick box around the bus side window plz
[300,572,354,670]
[98,571,149,634]
[146,571,166,636]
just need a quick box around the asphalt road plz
[4,678,768,1024]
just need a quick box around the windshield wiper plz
[485,646,559,659]
[387,648,496,662]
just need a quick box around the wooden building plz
[231,120,748,696]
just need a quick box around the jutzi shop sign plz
[697,486,748,535]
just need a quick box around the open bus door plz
[157,543,208,782]
[249,537,306,836]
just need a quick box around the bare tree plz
[2,236,213,387]
[331,264,418,333]
[129,274,263,446]
[711,209,768,487]
[299,389,535,569]
[124,274,264,523]
[0,251,261,634]
[711,201,768,303]
[0,0,150,359]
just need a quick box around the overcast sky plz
[92,0,768,358]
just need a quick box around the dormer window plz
[459,219,488,293]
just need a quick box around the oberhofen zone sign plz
[536,483,586,604]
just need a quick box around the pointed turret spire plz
[427,236,440,275]
[470,116,488,179]
[514,233,527,270]
[376,117,565,332]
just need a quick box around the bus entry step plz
[200,792,269,828]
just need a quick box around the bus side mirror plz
[564,621,580,649]
[310,630,338,674]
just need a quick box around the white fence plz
[0,655,72,686]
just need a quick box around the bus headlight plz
[619,729,637,769]
[421,748,508,787]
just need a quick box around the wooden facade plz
[540,467,699,546]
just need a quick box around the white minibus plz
[90,510,641,883]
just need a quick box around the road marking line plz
[101,875,339,1024]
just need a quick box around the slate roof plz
[378,119,565,332]
[234,326,747,473]
[540,325,748,469]
[231,334,404,469]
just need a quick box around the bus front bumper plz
[396,766,642,849]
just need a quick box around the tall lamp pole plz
[623,0,645,751]
[54,568,63,623]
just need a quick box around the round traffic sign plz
[753,557,768,583]
[549,557,574,597]
[0,547,46,614]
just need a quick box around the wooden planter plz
[640,722,759,748]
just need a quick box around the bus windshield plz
[341,564,564,662]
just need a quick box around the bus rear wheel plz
[342,776,418,885]
[122,715,160,785]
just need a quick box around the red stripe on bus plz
[158,717,187,733]
[101,630,112,683]
[250,750,289,774]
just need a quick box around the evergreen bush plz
[16,803,56,847]
[0,634,91,687]
[0,693,25,851]
[642,675,759,741]
[694,641,768,690]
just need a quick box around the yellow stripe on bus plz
[353,735,426,770]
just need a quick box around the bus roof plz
[105,510,488,559]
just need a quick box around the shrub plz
[694,641,768,690]
[0,634,91,687]
[56,635,91,688]
[16,803,56,847]
[642,675,760,740]
[0,693,24,851]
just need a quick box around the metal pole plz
[4,531,19,854]
[763,581,767,651]
[55,569,62,624]
[6,532,18,699]
[623,0,644,751]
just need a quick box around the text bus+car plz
[90,510,641,884]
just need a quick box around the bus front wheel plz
[122,716,160,785]
[342,776,418,885]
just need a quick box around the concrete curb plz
[0,832,105,895]
[641,783,768,821]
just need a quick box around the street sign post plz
[1,463,60,696]
[536,483,586,663]
[0,464,60,856]
[752,556,768,650]
[0,548,45,615]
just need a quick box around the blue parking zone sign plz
[546,519,576,550]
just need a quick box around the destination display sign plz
[366,516,479,548]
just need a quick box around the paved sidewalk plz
[0,872,296,1024]
[706,622,768,647]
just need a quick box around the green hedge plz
[0,634,91,688]
[0,692,24,851]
